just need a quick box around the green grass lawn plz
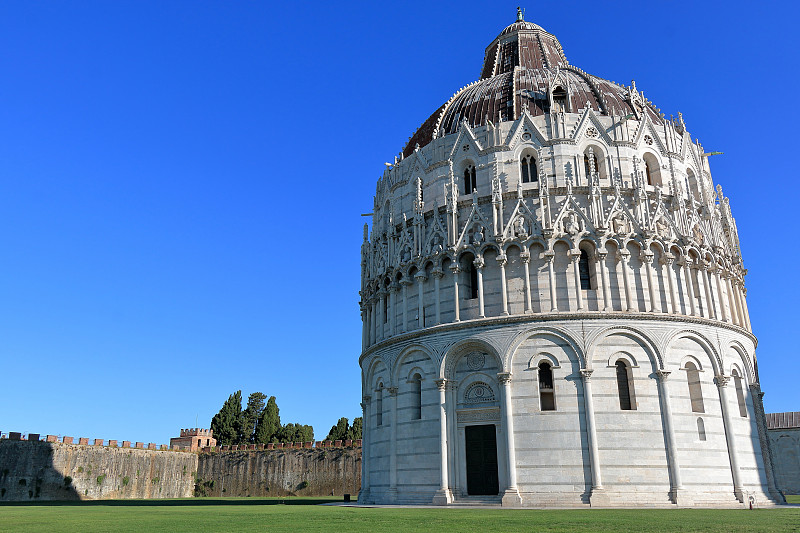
[0,498,798,533]
[787,494,800,504]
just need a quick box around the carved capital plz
[569,249,582,261]
[544,250,555,262]
[640,251,654,264]
[579,369,593,380]
[362,395,371,405]
[389,282,401,293]
[616,250,630,262]
[414,272,428,282]
[386,387,398,396]
[714,374,731,388]
[473,257,485,269]
[449,264,461,275]
[496,254,508,267]
[655,369,671,381]
[434,378,448,391]
[660,253,675,266]
[497,372,512,384]
[432,268,444,279]
[520,251,531,263]
[399,278,413,287]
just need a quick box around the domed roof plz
[402,12,660,157]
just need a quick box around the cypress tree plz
[210,390,242,445]
[254,396,281,444]
[240,392,267,444]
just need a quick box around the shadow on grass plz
[0,497,340,507]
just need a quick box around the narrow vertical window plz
[463,165,477,195]
[697,417,706,441]
[376,385,383,426]
[645,160,654,186]
[584,152,599,180]
[616,360,634,410]
[383,291,388,323]
[732,370,747,417]
[538,362,556,411]
[579,249,592,290]
[552,87,567,113]
[462,255,478,300]
[411,374,422,420]
[520,154,538,183]
[685,362,704,413]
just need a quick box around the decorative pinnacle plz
[517,6,524,22]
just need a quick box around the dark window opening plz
[579,249,592,290]
[616,361,633,410]
[538,361,555,411]
[463,165,477,195]
[733,370,747,418]
[411,374,422,420]
[376,386,383,426]
[584,152,599,180]
[697,417,706,441]
[520,154,538,184]
[645,161,654,186]
[553,87,567,113]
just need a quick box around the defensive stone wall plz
[0,438,197,501]
[766,412,800,495]
[196,446,361,497]
[0,433,362,501]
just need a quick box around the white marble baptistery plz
[358,11,783,508]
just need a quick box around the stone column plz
[432,268,443,324]
[369,302,375,345]
[358,396,371,503]
[662,254,678,315]
[521,249,533,313]
[580,370,605,502]
[725,275,740,325]
[741,287,752,331]
[699,263,715,319]
[401,278,412,332]
[432,379,452,505]
[498,372,521,505]
[497,254,510,316]
[415,272,427,329]
[642,251,659,313]
[361,307,367,348]
[545,250,557,312]
[377,290,386,341]
[475,256,486,318]
[714,268,729,323]
[655,370,687,505]
[618,250,634,312]
[450,265,461,322]
[715,375,743,503]
[387,386,398,501]
[732,280,745,328]
[570,250,584,311]
[388,283,399,336]
[680,258,698,316]
[597,250,611,312]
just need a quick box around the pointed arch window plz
[538,361,556,411]
[520,154,538,183]
[463,165,477,195]
[552,86,568,113]
[685,362,704,413]
[615,360,635,410]
[697,417,706,441]
[579,249,592,290]
[732,369,748,417]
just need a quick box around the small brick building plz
[170,428,216,451]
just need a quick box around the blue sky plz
[0,1,797,444]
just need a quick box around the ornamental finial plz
[517,6,524,22]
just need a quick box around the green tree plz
[254,396,281,444]
[210,390,242,445]
[347,417,363,440]
[240,392,267,444]
[277,423,314,444]
[325,417,349,441]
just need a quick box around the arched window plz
[461,254,478,300]
[687,168,700,202]
[732,369,747,417]
[642,153,661,187]
[645,160,654,185]
[376,384,384,426]
[685,362,704,413]
[463,165,477,195]
[520,154,538,183]
[579,249,592,290]
[552,86,567,113]
[410,374,422,420]
[538,362,556,411]
[615,360,635,410]
[697,417,706,441]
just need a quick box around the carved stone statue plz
[692,223,704,245]
[564,212,581,236]
[655,217,671,239]
[472,225,485,245]
[513,215,528,238]
[612,212,629,234]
